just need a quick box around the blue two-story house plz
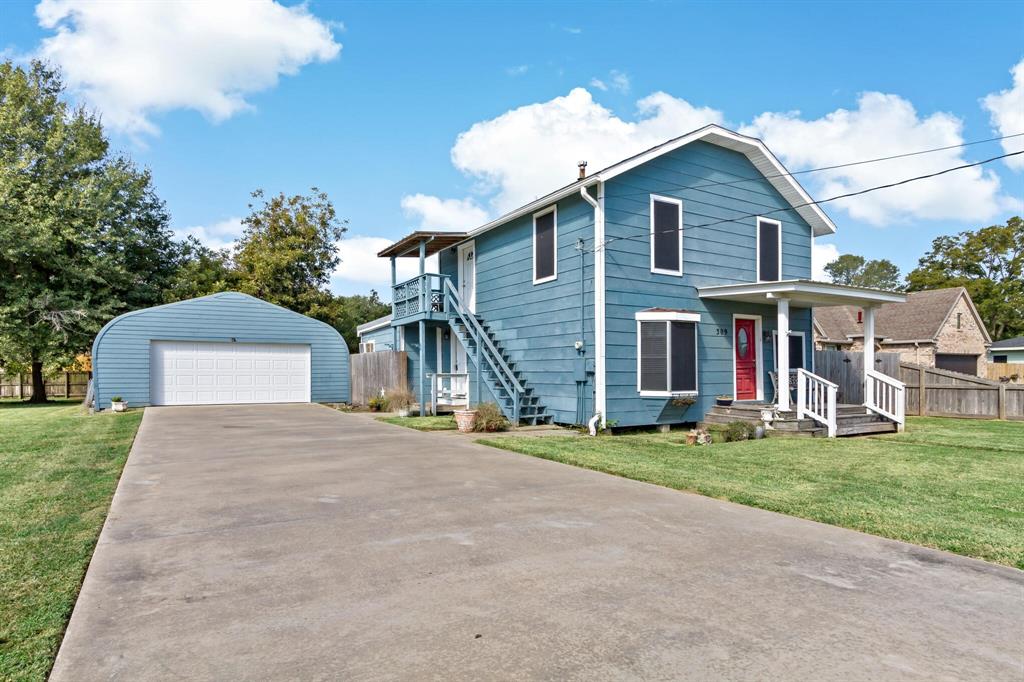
[359,125,907,436]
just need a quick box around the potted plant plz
[716,395,734,407]
[367,395,387,412]
[385,388,415,417]
[454,408,478,433]
[110,396,127,412]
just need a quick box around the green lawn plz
[480,416,1024,569]
[0,401,143,681]
[376,414,458,431]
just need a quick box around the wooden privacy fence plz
[350,351,407,406]
[0,371,92,399]
[985,362,1024,384]
[813,350,900,405]
[899,363,1024,420]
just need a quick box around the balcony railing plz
[392,273,449,320]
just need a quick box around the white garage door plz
[151,341,310,406]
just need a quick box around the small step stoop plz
[701,403,898,438]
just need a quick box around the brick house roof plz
[814,287,991,344]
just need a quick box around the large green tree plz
[233,188,347,315]
[0,60,177,400]
[309,291,391,353]
[907,217,1023,340]
[824,254,904,291]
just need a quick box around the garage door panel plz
[151,341,310,406]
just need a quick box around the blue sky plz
[2,0,1022,297]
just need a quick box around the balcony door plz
[458,241,476,313]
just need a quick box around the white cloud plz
[450,87,724,213]
[812,241,840,281]
[400,194,488,230]
[981,58,1024,171]
[589,70,630,94]
[506,64,529,77]
[34,0,341,136]
[174,216,244,251]
[333,236,437,294]
[563,26,583,34]
[741,92,1015,225]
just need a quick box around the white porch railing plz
[865,369,906,432]
[796,368,838,438]
[430,373,469,415]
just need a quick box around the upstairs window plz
[650,195,683,275]
[757,217,782,282]
[636,311,700,396]
[533,206,557,284]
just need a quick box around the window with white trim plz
[757,217,782,282]
[650,195,683,275]
[533,206,557,284]
[636,311,699,395]
[772,330,806,370]
[359,341,375,353]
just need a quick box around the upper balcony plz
[378,230,469,326]
[391,273,451,324]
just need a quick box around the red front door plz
[735,319,757,400]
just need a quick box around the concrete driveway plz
[52,404,1023,681]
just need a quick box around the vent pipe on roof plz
[578,160,587,179]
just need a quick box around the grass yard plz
[480,416,1024,569]
[0,400,143,681]
[376,414,458,431]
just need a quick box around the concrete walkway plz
[52,404,1023,680]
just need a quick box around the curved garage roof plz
[92,292,349,410]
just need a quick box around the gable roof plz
[813,287,992,344]
[991,335,1024,351]
[459,124,837,242]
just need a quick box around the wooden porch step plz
[836,421,898,436]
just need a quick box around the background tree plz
[233,188,347,315]
[907,217,1023,339]
[824,254,904,291]
[163,237,237,303]
[0,60,178,401]
[309,291,391,353]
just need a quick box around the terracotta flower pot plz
[454,409,478,433]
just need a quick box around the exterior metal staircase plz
[443,279,552,426]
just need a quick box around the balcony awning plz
[697,279,906,308]
[377,231,469,258]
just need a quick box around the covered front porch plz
[699,280,908,437]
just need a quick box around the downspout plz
[580,183,606,428]
[576,237,586,424]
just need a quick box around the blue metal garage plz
[91,292,349,410]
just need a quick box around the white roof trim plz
[597,126,836,237]
[992,345,1024,352]
[635,310,701,322]
[699,279,906,307]
[463,124,836,242]
[356,315,392,336]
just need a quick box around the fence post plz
[998,384,1007,420]
[918,366,927,416]
[17,373,23,399]
[65,372,71,398]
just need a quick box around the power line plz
[603,131,1024,201]
[592,149,1024,253]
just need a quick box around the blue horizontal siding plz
[359,324,396,351]
[603,140,815,427]
[92,292,349,409]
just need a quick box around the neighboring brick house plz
[813,287,992,375]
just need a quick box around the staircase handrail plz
[795,368,838,438]
[443,279,524,397]
[865,368,905,430]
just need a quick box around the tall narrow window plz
[650,195,683,275]
[636,311,700,395]
[757,218,781,282]
[533,206,557,284]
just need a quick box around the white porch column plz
[863,306,876,401]
[777,297,791,411]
